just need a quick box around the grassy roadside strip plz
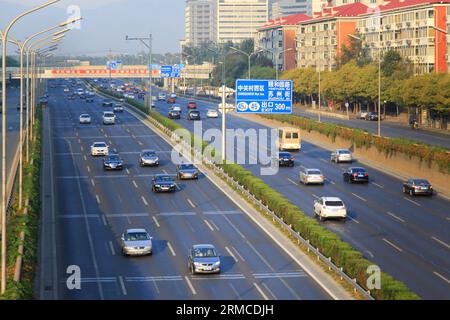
[93,84,420,300]
[262,114,450,174]
[0,107,42,300]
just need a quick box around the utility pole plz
[126,34,152,112]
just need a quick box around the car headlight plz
[194,262,201,266]
[154,184,161,188]
[214,261,220,266]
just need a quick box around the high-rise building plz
[217,0,269,43]
[184,0,217,47]
[271,0,312,18]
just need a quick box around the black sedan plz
[343,167,369,183]
[403,179,433,196]
[365,112,379,121]
[277,152,295,167]
[103,154,124,170]
[152,174,176,193]
[176,163,199,180]
[187,110,201,121]
[168,110,181,119]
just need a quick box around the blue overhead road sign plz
[235,79,293,114]
[161,65,172,78]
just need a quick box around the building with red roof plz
[357,0,450,73]
[256,13,311,71]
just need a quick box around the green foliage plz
[336,33,372,67]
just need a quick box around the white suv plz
[314,197,347,221]
[91,142,109,156]
[103,111,116,125]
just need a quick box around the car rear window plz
[413,179,429,185]
[94,143,106,147]
[308,170,322,175]
[352,168,365,173]
[339,150,350,154]
[190,111,199,115]
[325,201,344,207]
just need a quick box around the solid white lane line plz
[433,271,450,284]
[101,215,107,226]
[184,276,197,295]
[126,168,130,174]
[372,182,384,189]
[132,180,138,188]
[141,196,148,206]
[351,193,367,202]
[287,178,298,186]
[253,282,269,300]
[223,215,246,239]
[386,211,405,223]
[228,284,241,300]
[232,246,245,262]
[210,220,220,231]
[118,276,127,296]
[225,246,238,263]
[187,198,196,208]
[203,219,214,231]
[90,178,95,187]
[152,216,160,228]
[262,283,278,300]
[96,195,101,204]
[382,238,403,252]
[431,236,450,250]
[108,241,115,256]
[167,242,176,256]
[404,197,421,206]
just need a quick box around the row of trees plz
[282,51,450,119]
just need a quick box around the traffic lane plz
[66,91,331,300]
[94,100,331,300]
[53,94,198,299]
[161,95,450,298]
[293,109,450,150]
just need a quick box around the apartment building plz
[185,0,217,47]
[296,2,369,70]
[357,0,450,74]
[271,0,312,18]
[256,13,311,70]
[217,0,269,43]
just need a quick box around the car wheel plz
[319,214,324,221]
[152,186,156,193]
[149,250,153,256]
[402,186,406,193]
[191,265,196,275]
[122,249,127,256]
[409,189,414,196]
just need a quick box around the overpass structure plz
[2,63,213,80]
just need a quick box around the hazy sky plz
[0,0,185,56]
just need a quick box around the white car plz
[158,93,166,101]
[171,105,182,113]
[359,111,368,119]
[330,149,353,163]
[103,111,116,125]
[170,93,177,98]
[79,114,91,124]
[63,88,70,93]
[90,142,109,156]
[314,197,347,221]
[113,105,124,113]
[206,109,219,118]
[299,168,324,185]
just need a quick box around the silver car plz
[188,244,221,274]
[299,168,324,185]
[79,114,91,124]
[330,149,352,163]
[121,229,153,256]
[176,163,199,180]
[139,149,159,166]
[103,111,116,125]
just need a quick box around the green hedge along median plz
[94,84,420,300]
[262,114,450,174]
[0,107,42,300]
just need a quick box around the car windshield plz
[94,143,106,148]
[143,151,155,157]
[338,150,350,154]
[193,247,217,258]
[107,155,120,161]
[279,152,291,157]
[104,113,114,117]
[125,232,150,241]
[190,111,199,115]
[308,170,322,175]
[325,201,344,207]
[413,179,429,185]
[180,164,195,170]
[80,115,89,118]
[156,175,172,182]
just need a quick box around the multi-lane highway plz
[132,83,450,299]
[40,80,336,300]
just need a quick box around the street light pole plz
[230,47,262,79]
[256,47,292,80]
[126,35,153,112]
[0,0,60,294]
